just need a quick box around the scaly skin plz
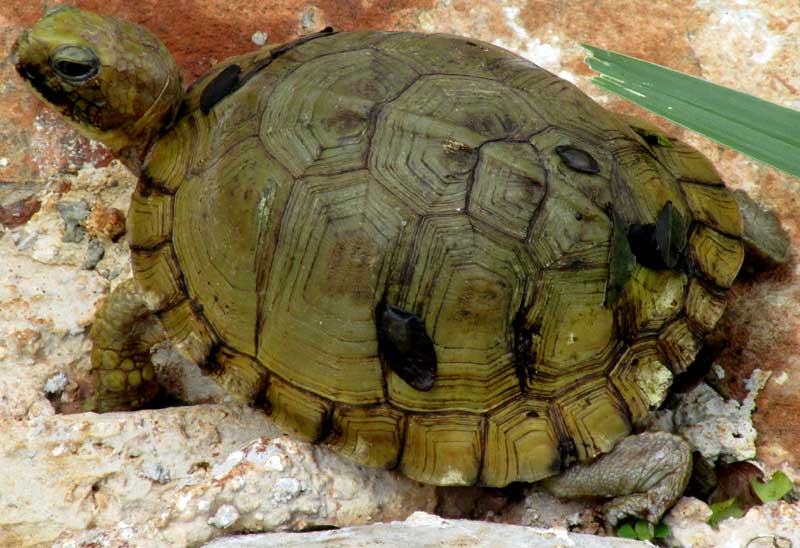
[543,432,692,525]
[12,5,183,159]
[87,278,164,411]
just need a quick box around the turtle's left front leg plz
[542,431,692,525]
[86,278,164,411]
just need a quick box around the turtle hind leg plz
[541,432,692,526]
[85,278,164,412]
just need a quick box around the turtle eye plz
[51,45,99,84]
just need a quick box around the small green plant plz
[709,471,795,527]
[616,518,670,541]
[751,471,793,503]
[709,497,746,527]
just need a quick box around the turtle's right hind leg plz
[85,278,164,412]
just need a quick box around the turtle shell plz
[127,31,744,487]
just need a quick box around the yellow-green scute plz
[130,31,744,486]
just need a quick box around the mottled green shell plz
[128,32,744,486]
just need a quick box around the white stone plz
[665,499,800,548]
[200,512,648,547]
[208,505,240,529]
[671,373,768,462]
[250,31,268,46]
[43,372,68,393]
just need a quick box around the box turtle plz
[13,6,789,524]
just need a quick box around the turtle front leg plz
[86,278,164,412]
[541,432,691,525]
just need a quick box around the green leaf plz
[709,497,746,527]
[751,471,794,503]
[653,522,670,539]
[616,522,637,539]
[634,519,654,540]
[582,45,800,179]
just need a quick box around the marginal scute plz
[681,182,743,237]
[266,376,332,442]
[651,139,723,185]
[376,32,513,78]
[553,381,631,462]
[615,266,687,340]
[130,244,184,311]
[143,116,199,192]
[200,63,241,115]
[686,277,728,332]
[658,318,704,374]
[610,341,673,426]
[400,413,484,485]
[327,405,404,469]
[482,398,559,486]
[688,225,745,288]
[127,188,173,249]
[210,347,268,404]
[158,300,217,366]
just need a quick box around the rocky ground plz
[1,1,799,547]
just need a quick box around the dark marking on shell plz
[376,302,437,391]
[655,201,687,268]
[197,27,338,115]
[236,27,337,90]
[627,201,687,270]
[200,64,241,115]
[555,145,600,174]
[512,310,533,391]
[606,210,638,305]
[557,438,577,470]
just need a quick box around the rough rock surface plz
[664,497,800,548]
[0,406,436,547]
[200,511,648,547]
[1,1,799,547]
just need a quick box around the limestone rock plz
[664,497,800,548]
[200,511,648,548]
[0,406,436,547]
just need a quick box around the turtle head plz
[13,6,183,161]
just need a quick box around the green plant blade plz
[582,44,800,179]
